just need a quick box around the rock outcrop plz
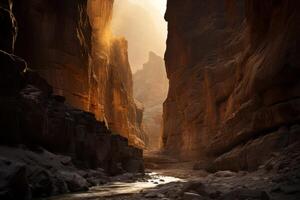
[133,52,168,150]
[8,0,145,148]
[0,48,144,172]
[111,0,167,72]
[163,0,300,171]
[0,1,144,199]
[107,38,147,148]
[0,47,144,199]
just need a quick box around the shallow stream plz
[45,172,183,200]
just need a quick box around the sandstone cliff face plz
[133,52,168,150]
[163,0,300,170]
[0,2,144,196]
[108,38,147,148]
[13,0,92,108]
[88,0,146,148]
[0,49,144,198]
[0,0,144,167]
[8,0,145,148]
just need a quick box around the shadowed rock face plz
[0,49,144,173]
[133,52,168,150]
[7,0,145,148]
[163,0,300,170]
[13,0,91,105]
[0,0,16,53]
[0,2,145,198]
[0,47,144,199]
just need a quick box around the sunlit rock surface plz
[9,0,146,148]
[107,38,147,148]
[133,52,168,150]
[163,0,300,170]
[0,1,145,199]
[111,0,167,72]
[0,48,144,199]
[0,0,145,171]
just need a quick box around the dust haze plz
[112,0,167,72]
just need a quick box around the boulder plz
[183,181,208,196]
[183,180,221,199]
[214,171,236,178]
[80,169,108,186]
[183,192,205,200]
[58,171,89,192]
[28,167,55,198]
[0,157,31,200]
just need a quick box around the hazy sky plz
[112,0,167,72]
[128,0,166,15]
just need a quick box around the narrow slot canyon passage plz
[0,1,300,200]
[111,0,169,152]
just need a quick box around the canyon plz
[162,0,300,171]
[0,0,300,200]
[133,52,168,150]
[0,0,144,199]
[13,0,146,148]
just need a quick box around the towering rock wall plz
[0,1,144,198]
[9,0,145,148]
[13,0,92,109]
[0,0,142,173]
[163,0,300,170]
[134,52,168,150]
[0,49,144,198]
[108,38,147,148]
[88,0,146,147]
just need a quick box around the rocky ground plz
[0,146,108,199]
[0,51,299,199]
[1,143,300,200]
[0,145,150,200]
[67,144,300,200]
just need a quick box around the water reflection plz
[45,173,183,200]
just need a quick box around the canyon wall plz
[133,52,168,150]
[163,0,300,170]
[0,1,144,198]
[88,0,146,147]
[0,49,144,198]
[10,0,145,148]
[0,0,144,174]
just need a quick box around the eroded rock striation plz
[0,48,144,199]
[8,0,145,148]
[0,1,144,199]
[133,52,168,150]
[88,0,146,148]
[163,0,300,171]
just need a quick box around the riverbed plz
[45,172,184,200]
